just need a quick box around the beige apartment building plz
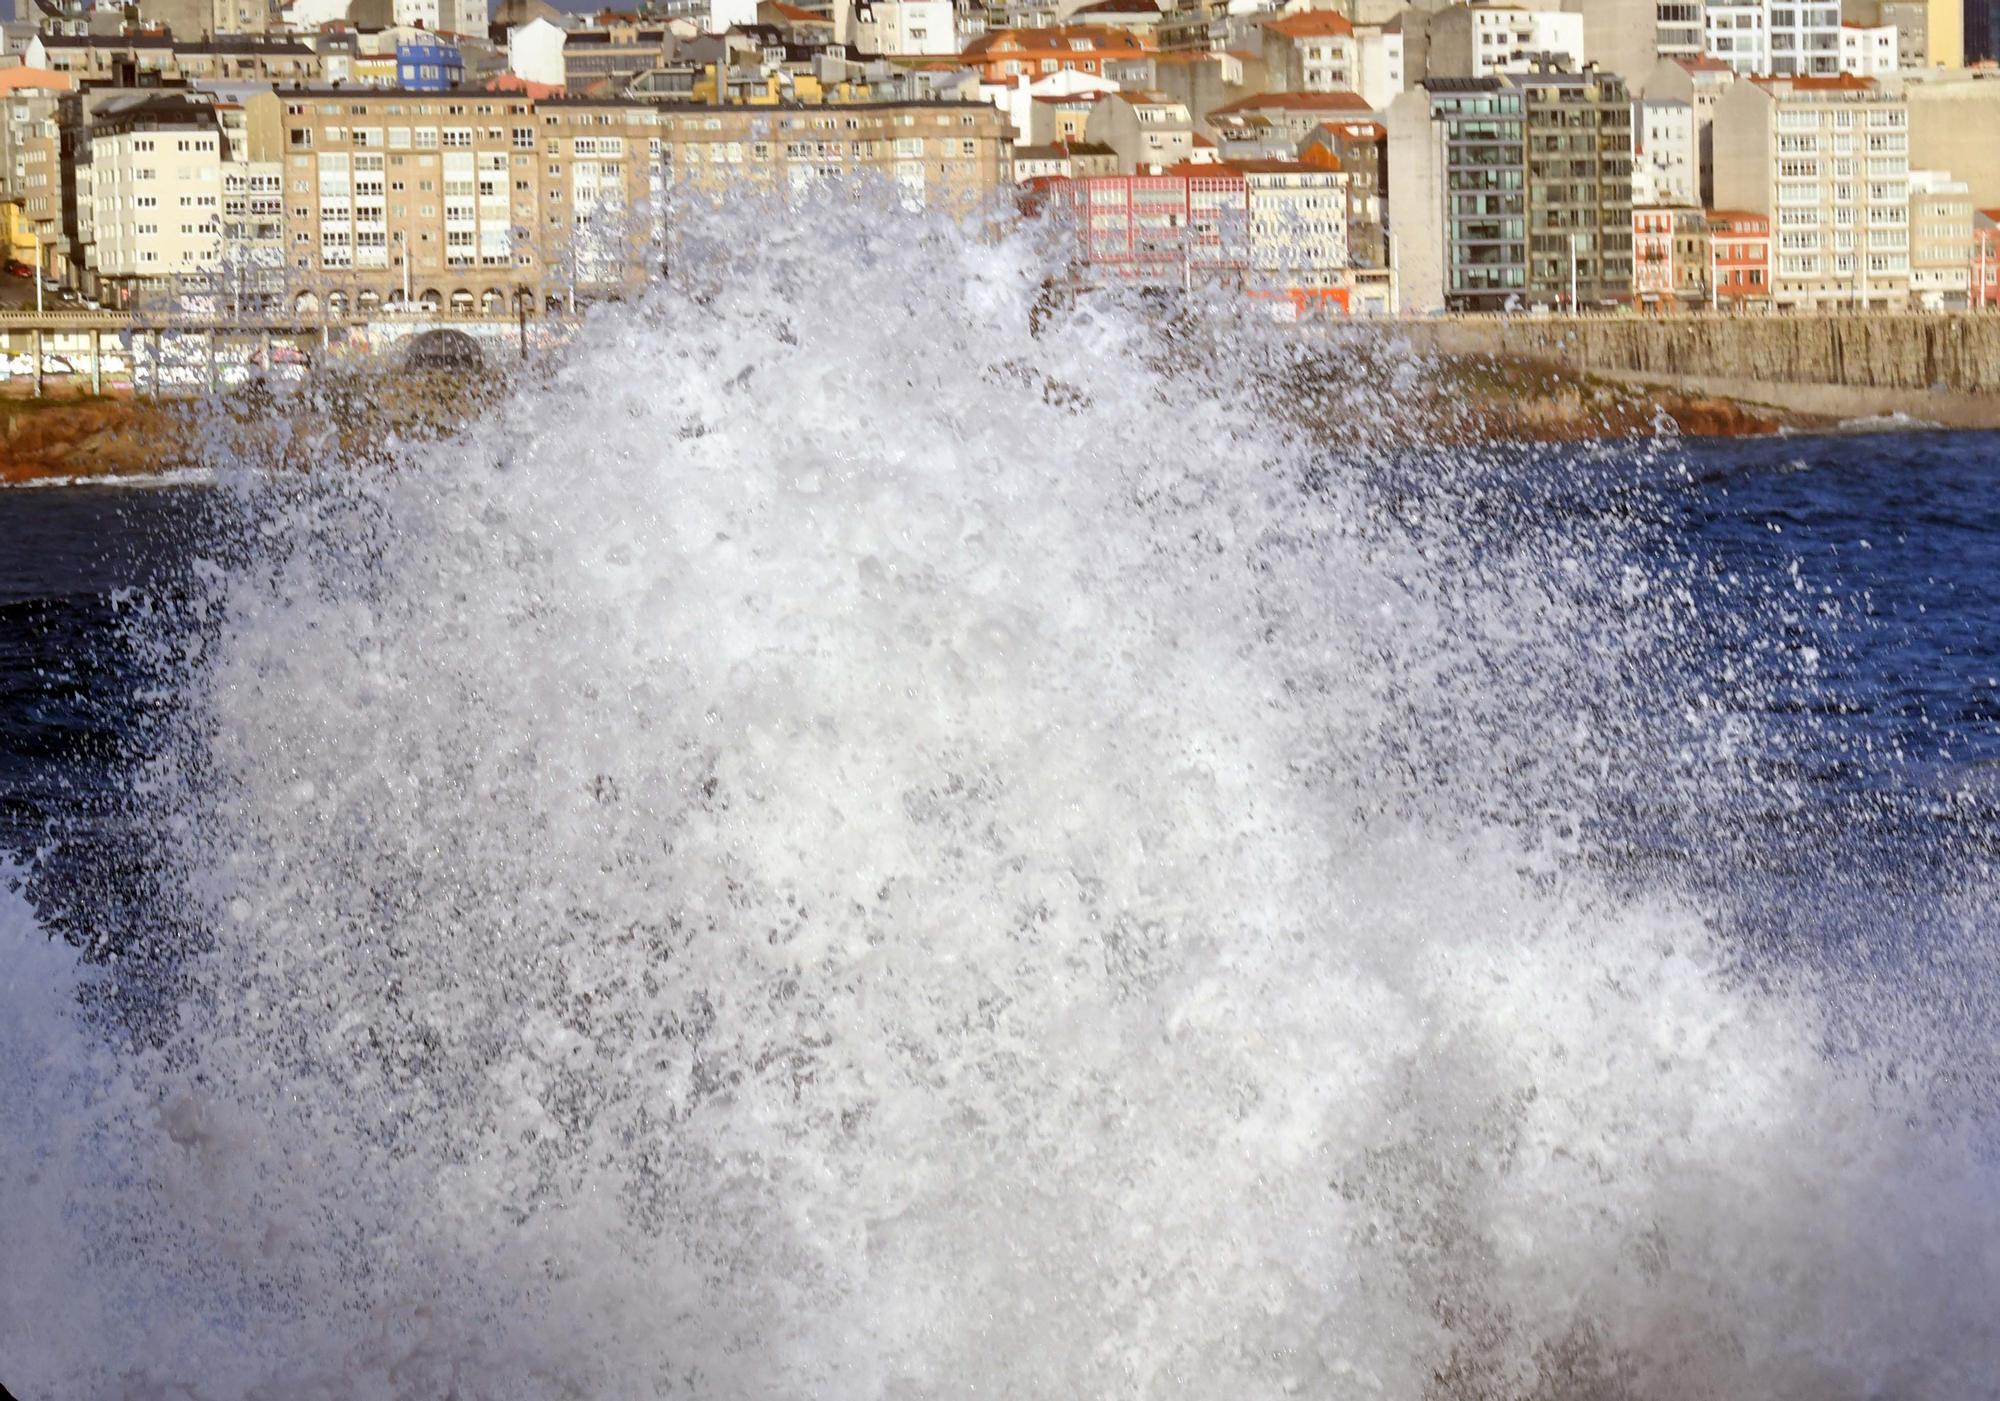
[1713,73,1912,308]
[26,34,322,85]
[1897,68,2000,208]
[88,95,228,297]
[1083,90,1195,173]
[1907,166,1971,308]
[244,92,1011,314]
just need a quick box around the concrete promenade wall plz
[1391,312,2000,398]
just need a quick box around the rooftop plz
[1209,88,1371,115]
[1263,10,1354,37]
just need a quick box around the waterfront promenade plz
[1386,310,2000,430]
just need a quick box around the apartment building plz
[1632,96,1696,205]
[1564,0,1705,89]
[397,35,467,91]
[1514,63,1633,305]
[1838,20,1900,70]
[137,0,280,39]
[1027,91,1100,142]
[1706,207,1771,304]
[1083,88,1194,171]
[960,24,1149,82]
[0,70,71,207]
[1899,67,2000,206]
[1704,0,1770,70]
[1101,50,1245,128]
[1237,157,1348,302]
[394,0,484,37]
[1973,206,1997,307]
[1353,22,1404,109]
[1011,136,1116,179]
[850,0,959,53]
[1205,91,1374,149]
[1631,203,1707,305]
[1385,76,1527,312]
[26,33,322,84]
[1418,3,1586,80]
[1299,116,1386,268]
[1052,166,1249,288]
[1259,11,1357,92]
[1770,0,1844,73]
[1841,0,1934,66]
[1906,166,1970,306]
[85,92,282,306]
[1971,0,1998,59]
[245,91,1009,312]
[1713,73,1911,308]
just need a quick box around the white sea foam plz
[2,199,1996,1400]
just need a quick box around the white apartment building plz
[87,95,233,300]
[1838,20,1899,71]
[1714,73,1911,307]
[1704,0,1842,72]
[851,0,959,54]
[1631,96,1697,205]
[1770,0,1843,72]
[1238,159,1348,296]
[1907,166,1970,307]
[1424,3,1585,79]
[1354,23,1404,110]
[1704,0,1769,69]
[395,0,482,36]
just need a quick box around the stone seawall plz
[1391,313,2000,398]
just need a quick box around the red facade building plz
[1976,210,1999,310]
[1705,209,1771,309]
[1052,168,1248,288]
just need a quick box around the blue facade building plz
[396,36,464,90]
[1969,0,1998,62]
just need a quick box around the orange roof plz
[1751,72,1876,90]
[0,68,75,93]
[1674,55,1733,72]
[1226,158,1335,175]
[1263,10,1353,38]
[1210,89,1370,116]
[1161,158,1244,180]
[484,73,566,96]
[1316,118,1383,139]
[963,24,1152,58]
[768,2,832,21]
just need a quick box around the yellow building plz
[1925,0,1964,67]
[2,198,41,268]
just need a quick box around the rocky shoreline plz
[0,353,1914,488]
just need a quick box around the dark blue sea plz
[4,433,1996,968]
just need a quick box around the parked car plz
[7,262,32,279]
[56,288,78,304]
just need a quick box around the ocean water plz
[1,209,1997,1399]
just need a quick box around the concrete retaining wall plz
[1392,313,2000,396]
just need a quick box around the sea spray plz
[2,197,1996,1399]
